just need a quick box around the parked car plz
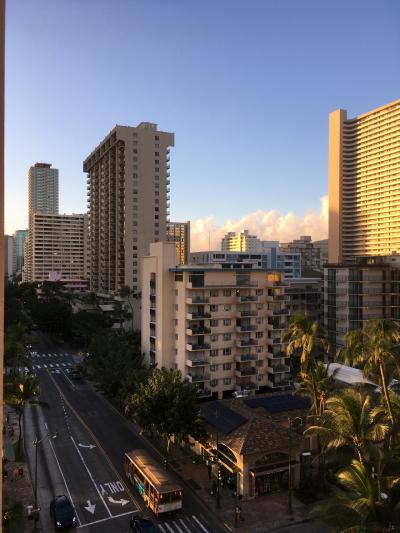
[233,389,250,398]
[129,516,160,532]
[50,495,77,530]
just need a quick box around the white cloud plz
[191,195,328,251]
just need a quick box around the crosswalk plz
[32,362,73,369]
[30,353,70,358]
[157,515,210,533]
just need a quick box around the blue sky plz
[5,0,400,244]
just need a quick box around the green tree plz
[4,323,29,374]
[339,319,400,427]
[295,360,337,417]
[5,375,48,452]
[118,286,141,331]
[312,459,400,532]
[125,368,198,454]
[282,312,329,415]
[306,389,390,464]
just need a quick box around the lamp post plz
[33,431,58,532]
[288,416,303,516]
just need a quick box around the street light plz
[288,416,303,516]
[33,431,58,532]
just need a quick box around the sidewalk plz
[3,405,35,532]
[170,445,313,532]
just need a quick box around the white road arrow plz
[107,496,129,506]
[78,443,96,449]
[84,500,96,514]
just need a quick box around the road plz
[25,347,226,533]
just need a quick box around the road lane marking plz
[179,518,191,532]
[77,509,137,529]
[43,364,47,368]
[46,371,142,510]
[78,443,96,449]
[48,433,82,526]
[61,363,66,366]
[108,496,129,506]
[163,523,175,533]
[84,500,96,514]
[61,370,77,390]
[55,363,60,367]
[172,520,184,533]
[70,435,112,517]
[192,516,210,533]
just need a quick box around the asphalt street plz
[25,347,226,533]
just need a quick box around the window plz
[210,364,218,371]
[155,135,159,140]
[257,318,262,324]
[257,346,263,353]
[155,152,159,156]
[211,379,218,387]
[210,304,218,312]
[256,289,263,295]
[211,334,218,342]
[155,160,159,164]
[210,289,218,297]
[223,319,231,326]
[175,333,178,340]
[210,349,218,357]
[224,304,231,311]
[223,363,231,370]
[210,319,218,327]
[175,272,183,281]
[223,348,231,356]
[256,332,263,338]
[257,375,263,381]
[223,378,231,385]
[223,333,231,341]
[223,289,231,297]
[256,360,263,367]
[174,304,178,311]
[257,303,263,310]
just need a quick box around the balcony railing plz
[236,367,258,377]
[186,327,211,336]
[186,297,209,304]
[186,343,211,351]
[187,373,210,383]
[186,358,210,367]
[187,312,211,320]
[236,325,257,333]
[235,354,258,362]
[268,365,290,373]
[237,339,258,347]
[237,295,257,303]
[236,310,258,318]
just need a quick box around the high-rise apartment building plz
[83,123,174,295]
[221,230,278,253]
[28,162,59,215]
[166,221,190,265]
[142,243,291,399]
[325,255,400,347]
[24,213,88,282]
[328,99,400,264]
[280,236,328,275]
[13,229,28,274]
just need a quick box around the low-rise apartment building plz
[141,243,291,399]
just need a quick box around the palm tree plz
[5,375,48,452]
[339,319,400,427]
[306,389,390,464]
[312,460,386,532]
[295,360,337,417]
[282,312,330,415]
[119,285,141,331]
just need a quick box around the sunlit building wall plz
[166,221,190,265]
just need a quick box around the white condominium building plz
[329,99,400,263]
[28,162,59,215]
[83,123,174,296]
[24,213,88,283]
[141,243,291,399]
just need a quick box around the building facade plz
[83,123,174,295]
[4,235,15,279]
[141,243,291,399]
[28,162,59,215]
[166,221,190,265]
[280,236,327,275]
[328,99,400,264]
[285,277,323,325]
[221,230,278,254]
[13,229,28,274]
[325,255,400,347]
[24,213,88,283]
[190,250,301,279]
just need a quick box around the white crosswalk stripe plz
[35,365,41,369]
[49,364,54,368]
[43,364,47,368]
[158,517,208,533]
[55,363,60,367]
[66,362,72,366]
[61,363,66,367]
[178,519,191,533]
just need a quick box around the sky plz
[5,0,400,249]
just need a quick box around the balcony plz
[236,367,258,377]
[235,382,259,391]
[236,325,257,333]
[271,380,290,388]
[268,364,290,373]
[186,358,210,367]
[186,297,209,304]
[186,312,211,320]
[268,350,286,359]
[272,309,289,316]
[237,339,258,347]
[237,295,257,303]
[186,327,211,336]
[235,353,258,362]
[236,310,258,318]
[187,373,210,383]
[186,343,211,351]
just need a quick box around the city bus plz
[124,449,183,515]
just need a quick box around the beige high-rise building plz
[24,213,88,282]
[221,230,261,252]
[83,123,174,295]
[141,242,290,399]
[166,221,190,265]
[328,99,400,263]
[28,162,59,215]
